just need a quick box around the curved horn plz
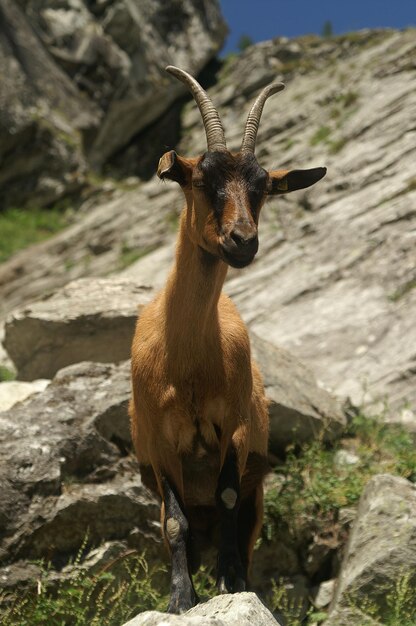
[240,82,285,153]
[166,65,227,152]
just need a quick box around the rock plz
[0,0,94,208]
[312,579,335,609]
[0,0,226,208]
[333,450,360,467]
[0,379,49,412]
[323,606,383,626]
[0,180,181,317]
[384,407,416,435]
[3,278,153,380]
[0,360,160,564]
[327,474,416,618]
[251,333,346,452]
[123,592,283,626]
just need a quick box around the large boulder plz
[3,278,153,380]
[123,592,283,626]
[0,360,160,566]
[325,474,416,622]
[0,0,226,208]
[0,0,93,208]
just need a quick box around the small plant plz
[385,571,416,626]
[0,366,15,382]
[329,137,347,154]
[118,244,157,270]
[346,570,416,626]
[237,34,254,52]
[321,20,333,39]
[269,578,328,625]
[264,412,416,543]
[0,552,168,626]
[309,126,331,146]
[269,578,305,626]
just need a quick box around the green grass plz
[0,552,168,626]
[0,207,70,264]
[117,244,158,270]
[0,552,218,626]
[0,366,15,382]
[328,137,348,154]
[309,126,332,146]
[389,278,416,302]
[345,571,416,626]
[264,412,416,543]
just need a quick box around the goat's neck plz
[164,207,228,346]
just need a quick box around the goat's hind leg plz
[216,448,246,594]
[162,477,198,613]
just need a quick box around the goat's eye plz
[193,180,205,189]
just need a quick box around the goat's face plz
[158,65,326,267]
[158,148,326,268]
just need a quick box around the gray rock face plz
[324,607,383,626]
[218,30,416,417]
[0,0,226,207]
[123,592,282,626]
[251,333,345,451]
[0,379,49,412]
[327,474,416,620]
[0,360,160,565]
[3,277,345,453]
[0,180,181,317]
[3,277,153,380]
[0,0,93,208]
[1,29,416,417]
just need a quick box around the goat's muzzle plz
[220,228,259,268]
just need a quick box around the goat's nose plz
[230,227,258,248]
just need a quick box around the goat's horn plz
[240,82,285,153]
[166,65,227,152]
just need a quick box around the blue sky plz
[220,0,415,54]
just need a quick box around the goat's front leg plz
[161,476,198,613]
[216,448,246,593]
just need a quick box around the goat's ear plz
[267,167,327,194]
[157,150,194,186]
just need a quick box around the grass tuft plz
[0,552,168,626]
[0,207,70,264]
[0,366,15,382]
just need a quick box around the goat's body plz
[130,214,269,515]
[129,65,326,612]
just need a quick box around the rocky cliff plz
[0,0,226,208]
[1,27,416,416]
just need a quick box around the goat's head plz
[158,66,326,269]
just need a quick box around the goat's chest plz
[160,383,228,455]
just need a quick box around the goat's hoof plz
[217,572,246,594]
[217,550,246,594]
[167,588,198,614]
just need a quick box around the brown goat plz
[130,66,326,613]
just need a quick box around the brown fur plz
[129,149,326,581]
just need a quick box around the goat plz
[129,65,326,613]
